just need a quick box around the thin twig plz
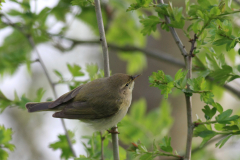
[157,1,194,159]
[51,37,185,68]
[28,36,77,158]
[191,135,226,154]
[94,0,119,160]
[234,0,240,5]
[183,34,198,160]
[100,131,104,160]
[158,0,188,67]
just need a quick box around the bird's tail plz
[26,102,53,112]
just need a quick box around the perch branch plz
[94,0,119,159]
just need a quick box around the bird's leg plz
[107,126,119,134]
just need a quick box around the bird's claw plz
[107,127,119,134]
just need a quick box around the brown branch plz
[94,0,118,159]
[183,32,198,160]
[233,0,240,6]
[158,0,188,67]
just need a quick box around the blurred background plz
[0,0,240,159]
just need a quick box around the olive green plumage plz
[26,73,139,130]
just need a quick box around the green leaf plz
[199,130,217,147]
[209,6,220,16]
[126,3,142,12]
[34,88,45,102]
[0,91,12,113]
[159,82,174,99]
[174,69,188,89]
[139,15,161,36]
[159,136,173,153]
[212,102,223,113]
[215,109,239,124]
[202,105,217,120]
[223,125,239,131]
[215,135,232,148]
[119,146,127,160]
[209,65,233,84]
[0,150,8,160]
[149,70,174,98]
[200,92,214,104]
[0,29,31,75]
[0,125,15,160]
[194,123,218,147]
[197,0,211,8]
[187,77,206,91]
[138,143,148,152]
[67,63,84,77]
[139,153,154,160]
[214,123,225,131]
[86,64,100,81]
[54,70,64,81]
[49,130,76,159]
[130,98,146,122]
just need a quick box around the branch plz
[1,13,77,158]
[183,34,199,160]
[94,0,119,160]
[51,37,185,68]
[158,0,194,159]
[158,0,188,66]
[52,36,240,100]
[234,0,240,5]
[28,36,77,158]
[191,135,226,154]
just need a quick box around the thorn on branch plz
[193,122,199,127]
[131,142,138,148]
[189,34,198,57]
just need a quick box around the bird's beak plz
[132,74,141,81]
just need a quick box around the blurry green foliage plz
[128,136,181,159]
[0,0,240,159]
[120,98,173,147]
[0,125,15,160]
[76,133,126,160]
[49,130,76,160]
[0,88,45,112]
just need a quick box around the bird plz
[26,73,140,131]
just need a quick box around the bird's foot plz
[107,127,119,134]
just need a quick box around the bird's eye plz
[125,83,129,87]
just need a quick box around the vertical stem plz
[100,131,104,160]
[94,0,110,77]
[94,0,119,160]
[158,0,188,67]
[184,56,193,160]
[28,36,77,158]
[157,1,194,159]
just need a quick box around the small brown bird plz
[26,73,140,131]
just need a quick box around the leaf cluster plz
[49,130,76,160]
[194,108,240,148]
[119,98,173,147]
[0,126,15,160]
[128,136,181,160]
[0,88,45,113]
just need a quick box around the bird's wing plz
[49,85,84,108]
[53,98,123,119]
